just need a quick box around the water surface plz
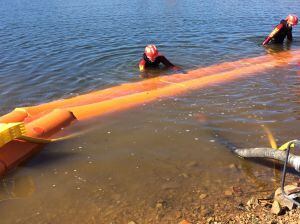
[0,0,300,223]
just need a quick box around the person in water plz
[139,44,178,72]
[263,14,298,45]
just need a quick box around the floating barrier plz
[1,50,296,123]
[0,109,76,176]
[0,50,299,176]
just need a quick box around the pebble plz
[224,190,233,196]
[156,200,167,209]
[181,173,189,178]
[274,185,299,210]
[201,208,213,217]
[128,221,136,224]
[207,217,214,223]
[186,161,198,168]
[199,194,208,200]
[228,163,237,169]
[246,197,258,208]
[236,202,246,211]
[178,220,190,224]
[271,200,281,215]
[175,211,182,219]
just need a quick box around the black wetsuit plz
[142,53,174,68]
[272,20,293,43]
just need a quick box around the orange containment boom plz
[0,109,76,176]
[0,49,299,177]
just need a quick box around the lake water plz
[0,0,300,223]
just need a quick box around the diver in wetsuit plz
[139,45,178,72]
[263,14,298,45]
[272,19,293,43]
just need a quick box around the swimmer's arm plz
[139,59,146,71]
[159,55,185,72]
[158,55,175,67]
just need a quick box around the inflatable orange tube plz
[0,109,28,123]
[1,51,292,123]
[68,54,298,120]
[0,49,299,177]
[0,109,76,176]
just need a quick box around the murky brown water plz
[1,64,299,223]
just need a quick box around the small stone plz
[229,163,237,169]
[181,173,189,178]
[175,211,182,219]
[156,203,163,209]
[232,186,243,195]
[274,185,300,210]
[271,200,281,215]
[186,161,198,167]
[224,190,233,196]
[199,194,208,200]
[156,200,167,209]
[178,220,190,224]
[207,217,214,223]
[128,221,136,224]
[201,208,213,217]
[246,197,258,208]
[236,202,246,211]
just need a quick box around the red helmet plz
[285,14,298,26]
[145,44,158,62]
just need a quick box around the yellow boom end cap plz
[0,122,26,148]
[278,140,296,151]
